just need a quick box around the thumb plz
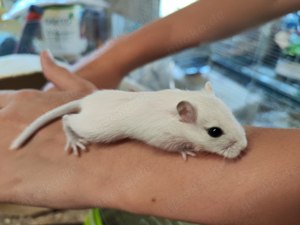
[41,50,79,91]
[40,50,96,93]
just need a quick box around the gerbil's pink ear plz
[204,82,214,95]
[176,101,197,123]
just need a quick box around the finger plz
[40,51,97,93]
[40,50,80,91]
[42,82,55,92]
[0,90,16,108]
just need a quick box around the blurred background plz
[0,0,299,224]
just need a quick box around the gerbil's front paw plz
[65,138,88,156]
[180,151,196,161]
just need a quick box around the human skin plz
[0,65,300,225]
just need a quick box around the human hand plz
[0,66,111,208]
[0,90,90,206]
[0,51,131,209]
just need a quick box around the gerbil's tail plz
[10,100,80,150]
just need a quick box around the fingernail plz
[45,49,54,61]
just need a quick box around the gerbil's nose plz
[239,136,248,150]
[242,133,247,144]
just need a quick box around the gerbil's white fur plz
[10,83,247,159]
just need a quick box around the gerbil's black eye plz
[207,127,223,138]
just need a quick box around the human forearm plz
[70,36,135,89]
[3,125,300,224]
[72,0,300,89]
[91,127,300,225]
[157,0,300,49]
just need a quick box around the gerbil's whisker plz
[220,149,228,166]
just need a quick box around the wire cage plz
[210,16,300,127]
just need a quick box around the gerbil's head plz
[176,82,247,159]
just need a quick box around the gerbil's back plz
[79,89,211,116]
[80,90,139,111]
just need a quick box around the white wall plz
[159,0,197,17]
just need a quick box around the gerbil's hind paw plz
[65,138,88,155]
[180,151,196,161]
[65,138,89,156]
[63,115,89,156]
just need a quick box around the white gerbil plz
[10,82,247,160]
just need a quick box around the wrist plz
[71,35,142,89]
